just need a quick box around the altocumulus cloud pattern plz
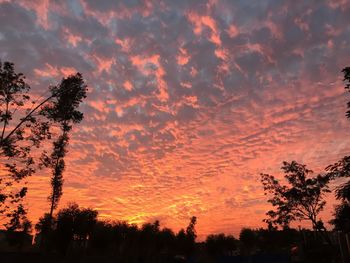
[1,0,350,238]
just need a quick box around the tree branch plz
[1,98,9,141]
[1,94,54,145]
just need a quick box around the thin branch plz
[1,81,79,145]
[1,99,9,141]
[1,95,54,144]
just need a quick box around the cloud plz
[1,0,350,239]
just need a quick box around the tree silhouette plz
[0,61,87,229]
[325,67,350,233]
[239,228,256,255]
[176,216,197,257]
[330,202,350,232]
[0,61,50,228]
[36,210,200,261]
[261,161,331,239]
[5,216,32,249]
[254,227,299,253]
[205,233,237,259]
[40,73,87,222]
[35,213,54,248]
[186,216,197,241]
[326,156,350,200]
[36,203,97,254]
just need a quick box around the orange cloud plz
[177,47,190,65]
[2,0,350,241]
[34,64,77,78]
[187,12,221,45]
[131,54,169,102]
[63,28,82,47]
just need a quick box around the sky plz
[1,0,350,239]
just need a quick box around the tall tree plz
[40,73,87,221]
[261,161,331,238]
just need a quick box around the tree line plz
[34,204,199,262]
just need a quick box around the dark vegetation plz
[34,204,200,262]
[1,61,350,262]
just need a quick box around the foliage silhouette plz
[261,161,331,244]
[329,202,350,232]
[0,61,38,229]
[36,203,97,254]
[4,216,32,249]
[205,233,237,259]
[39,73,87,221]
[238,227,300,256]
[239,228,257,255]
[326,66,350,233]
[0,60,87,230]
[176,216,197,257]
[35,208,199,262]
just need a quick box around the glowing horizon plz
[1,0,350,240]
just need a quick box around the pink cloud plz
[1,0,350,240]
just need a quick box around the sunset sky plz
[1,0,350,240]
